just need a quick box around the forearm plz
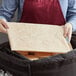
[66,0,76,32]
[67,16,76,32]
[0,0,18,21]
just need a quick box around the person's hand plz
[63,23,72,42]
[0,19,8,33]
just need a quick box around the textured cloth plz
[0,70,13,76]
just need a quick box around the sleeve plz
[0,0,18,21]
[66,0,76,32]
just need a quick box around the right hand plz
[0,19,9,33]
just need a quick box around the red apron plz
[20,0,65,25]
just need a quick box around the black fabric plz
[0,42,31,76]
[0,42,76,76]
[31,50,76,76]
[71,33,76,49]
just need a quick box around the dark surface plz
[0,42,76,76]
[0,42,31,76]
[71,33,76,49]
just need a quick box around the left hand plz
[63,23,72,42]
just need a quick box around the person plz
[0,0,76,42]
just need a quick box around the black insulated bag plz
[0,42,76,76]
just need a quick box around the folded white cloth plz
[0,70,13,76]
